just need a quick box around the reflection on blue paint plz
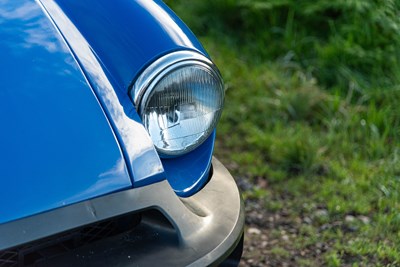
[39,0,166,187]
[42,0,216,196]
[0,0,219,226]
[0,0,132,224]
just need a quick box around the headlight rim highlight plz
[130,50,224,157]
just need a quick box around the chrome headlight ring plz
[130,50,224,157]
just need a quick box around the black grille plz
[0,213,140,267]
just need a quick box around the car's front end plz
[1,158,243,266]
[0,0,244,266]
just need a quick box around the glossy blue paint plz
[162,132,216,197]
[0,0,132,224]
[40,0,217,196]
[52,0,207,91]
[39,0,165,187]
[0,0,218,227]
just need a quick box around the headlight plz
[131,51,224,157]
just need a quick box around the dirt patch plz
[237,177,332,267]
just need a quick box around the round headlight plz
[131,51,224,157]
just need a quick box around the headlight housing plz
[131,51,224,157]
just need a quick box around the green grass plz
[166,0,400,265]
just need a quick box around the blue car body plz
[0,0,244,266]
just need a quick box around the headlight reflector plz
[131,51,224,157]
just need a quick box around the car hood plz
[0,0,210,224]
[0,1,133,224]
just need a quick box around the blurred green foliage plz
[167,0,400,91]
[166,0,400,265]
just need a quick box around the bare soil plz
[237,177,331,267]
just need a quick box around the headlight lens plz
[131,51,224,157]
